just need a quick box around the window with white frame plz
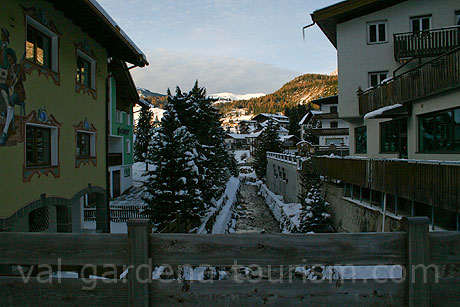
[26,16,58,71]
[122,111,127,125]
[116,110,122,123]
[76,131,96,157]
[126,139,131,154]
[128,112,131,126]
[369,71,389,87]
[367,21,387,44]
[76,50,96,89]
[25,124,58,167]
[411,15,431,32]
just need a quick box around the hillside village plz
[0,0,459,306]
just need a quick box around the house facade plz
[0,0,147,232]
[311,0,460,230]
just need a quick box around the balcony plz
[312,156,460,213]
[359,46,460,116]
[108,153,123,167]
[314,113,339,120]
[312,128,349,136]
[394,26,460,61]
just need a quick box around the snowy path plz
[234,184,280,234]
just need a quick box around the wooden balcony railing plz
[359,46,460,116]
[314,113,339,120]
[108,153,123,167]
[312,156,460,213]
[394,26,460,61]
[312,128,349,136]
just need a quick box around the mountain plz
[210,92,266,103]
[137,87,167,109]
[216,73,338,115]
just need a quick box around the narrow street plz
[234,183,280,234]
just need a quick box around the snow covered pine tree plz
[252,118,283,179]
[134,106,153,171]
[143,88,205,229]
[297,157,332,233]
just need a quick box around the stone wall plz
[322,182,403,233]
[265,153,303,203]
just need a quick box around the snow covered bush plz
[297,158,332,233]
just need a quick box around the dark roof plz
[109,60,139,109]
[311,95,338,105]
[311,0,407,48]
[46,0,148,66]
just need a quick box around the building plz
[237,119,257,134]
[310,96,350,147]
[310,0,460,230]
[299,109,321,141]
[108,60,149,198]
[253,113,289,130]
[0,0,147,232]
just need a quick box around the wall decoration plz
[21,5,61,86]
[74,42,97,100]
[22,109,62,182]
[74,118,97,168]
[0,24,27,147]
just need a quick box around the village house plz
[310,0,460,231]
[0,0,147,233]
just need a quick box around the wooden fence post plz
[403,217,430,307]
[128,219,152,307]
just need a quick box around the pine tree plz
[252,119,283,178]
[134,106,153,171]
[297,158,331,233]
[143,90,205,229]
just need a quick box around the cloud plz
[131,49,300,95]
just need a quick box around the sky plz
[98,0,340,95]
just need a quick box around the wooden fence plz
[0,218,459,306]
[312,157,460,213]
[359,46,460,116]
[158,214,200,233]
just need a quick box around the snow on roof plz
[279,126,289,133]
[89,0,147,63]
[364,104,402,120]
[296,140,312,146]
[299,113,311,125]
[257,113,289,120]
[226,133,250,139]
[138,98,152,108]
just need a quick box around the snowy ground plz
[233,150,250,164]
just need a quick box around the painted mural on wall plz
[0,26,27,146]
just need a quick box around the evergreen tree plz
[297,158,331,233]
[134,106,153,171]
[143,90,205,228]
[252,119,283,178]
[285,104,309,138]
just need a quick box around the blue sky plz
[98,0,339,95]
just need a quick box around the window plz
[26,24,51,68]
[355,126,367,154]
[77,132,91,157]
[369,71,388,87]
[411,15,431,32]
[128,113,131,126]
[76,56,91,88]
[330,121,338,128]
[126,139,131,154]
[122,111,127,125]
[116,110,122,123]
[456,12,460,25]
[330,106,338,114]
[76,50,96,89]
[326,138,344,145]
[25,17,58,71]
[367,21,387,43]
[380,119,407,153]
[419,107,460,153]
[26,126,51,167]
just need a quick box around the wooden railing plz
[312,157,460,213]
[359,46,460,116]
[394,26,460,61]
[108,153,123,167]
[158,214,199,233]
[313,113,339,120]
[0,218,459,305]
[311,128,349,136]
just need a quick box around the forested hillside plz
[216,74,338,115]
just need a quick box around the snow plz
[363,104,402,120]
[258,183,302,233]
[210,92,266,101]
[234,150,250,164]
[298,113,310,125]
